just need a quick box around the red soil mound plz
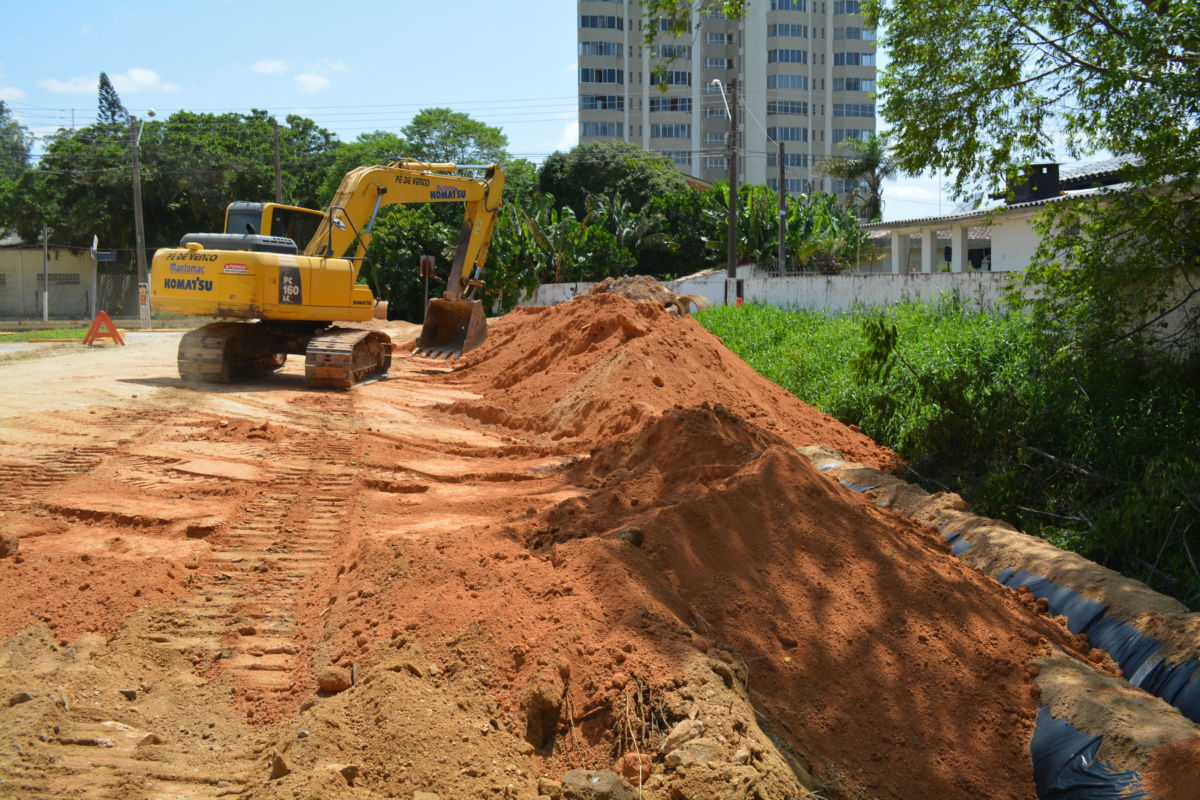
[522,403,1094,799]
[448,294,894,469]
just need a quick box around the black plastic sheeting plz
[996,567,1200,725]
[1031,707,1150,799]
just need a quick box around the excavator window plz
[270,207,322,251]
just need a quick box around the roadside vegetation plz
[698,299,1200,609]
[0,328,89,341]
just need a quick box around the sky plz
[0,0,955,222]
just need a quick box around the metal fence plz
[0,246,139,322]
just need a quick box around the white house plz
[856,157,1135,274]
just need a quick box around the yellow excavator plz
[150,161,505,388]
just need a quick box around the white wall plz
[526,270,1013,313]
[989,214,1041,271]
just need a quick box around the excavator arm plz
[304,160,505,299]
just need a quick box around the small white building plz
[857,158,1134,274]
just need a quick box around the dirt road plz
[0,301,1195,800]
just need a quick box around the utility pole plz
[778,141,787,275]
[272,118,283,203]
[130,117,149,327]
[41,225,49,322]
[725,79,738,285]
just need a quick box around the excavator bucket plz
[414,298,487,359]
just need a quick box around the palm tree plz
[821,133,898,222]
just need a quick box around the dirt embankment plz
[0,294,1196,800]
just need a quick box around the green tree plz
[401,108,508,165]
[539,141,688,219]
[3,111,338,250]
[364,204,455,322]
[97,72,127,125]
[819,133,898,221]
[318,130,408,206]
[868,0,1200,346]
[0,100,32,183]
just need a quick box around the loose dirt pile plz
[448,293,893,468]
[1,294,1196,800]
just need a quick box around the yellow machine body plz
[151,247,378,323]
[149,161,505,386]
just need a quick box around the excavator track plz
[177,322,286,384]
[304,328,392,390]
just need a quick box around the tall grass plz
[698,300,1200,608]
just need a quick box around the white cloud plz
[0,86,27,102]
[886,183,942,205]
[251,60,286,75]
[294,73,331,94]
[80,23,92,34]
[38,75,94,94]
[38,67,178,95]
[553,120,578,151]
[111,67,179,93]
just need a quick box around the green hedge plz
[698,299,1200,608]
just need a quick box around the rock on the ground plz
[664,736,725,768]
[522,683,562,749]
[661,718,705,753]
[0,533,18,558]
[269,752,290,780]
[613,752,653,783]
[317,666,352,693]
[8,691,33,707]
[561,769,638,800]
[537,777,563,798]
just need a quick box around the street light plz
[711,79,739,294]
[131,109,154,327]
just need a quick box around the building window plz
[652,44,691,59]
[768,49,807,64]
[706,32,734,45]
[580,15,623,30]
[771,0,807,9]
[704,156,729,170]
[833,52,876,66]
[579,41,623,57]
[650,123,691,138]
[705,106,728,118]
[833,102,875,117]
[833,77,875,92]
[659,150,693,167]
[705,57,733,69]
[581,121,623,137]
[649,96,692,112]
[767,100,808,115]
[767,74,809,90]
[705,132,725,145]
[580,67,624,84]
[833,0,863,14]
[650,70,692,86]
[833,27,876,40]
[703,82,724,94]
[768,23,807,37]
[767,126,808,142]
[768,178,811,193]
[831,178,870,193]
[832,128,870,143]
[581,95,625,111]
[767,151,810,167]
[35,273,81,286]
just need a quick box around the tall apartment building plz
[577,0,877,197]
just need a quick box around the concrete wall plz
[0,247,96,319]
[526,269,1013,313]
[989,215,1041,271]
